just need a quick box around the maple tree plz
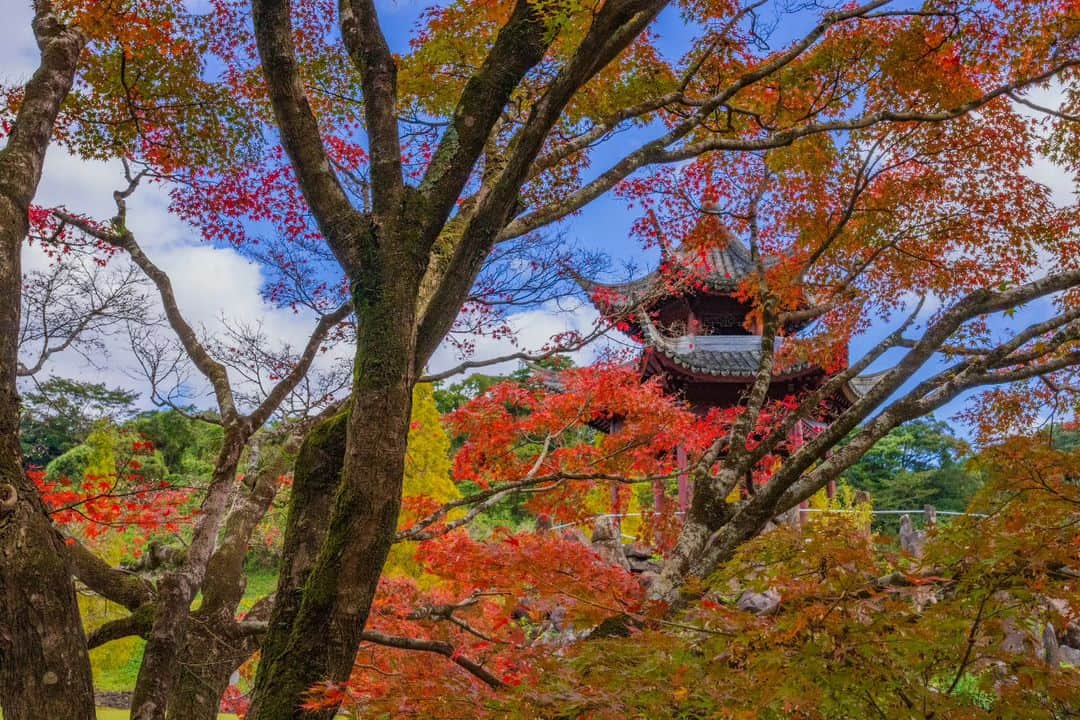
[234,1,1080,714]
[48,167,351,718]
[487,434,1080,720]
[1,0,1079,719]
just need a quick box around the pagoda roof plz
[644,338,888,404]
[637,314,889,397]
[640,330,816,381]
[577,239,765,316]
[842,370,890,401]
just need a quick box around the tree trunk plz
[130,447,243,720]
[0,426,95,720]
[0,8,94,719]
[247,412,345,719]
[249,282,418,719]
[166,625,239,720]
[648,471,736,606]
[166,443,285,719]
[166,613,262,720]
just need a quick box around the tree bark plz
[130,443,244,720]
[166,442,286,719]
[247,412,344,718]
[242,3,677,716]
[166,610,265,720]
[249,275,420,719]
[0,5,94,718]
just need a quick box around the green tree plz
[843,418,981,523]
[20,377,138,468]
[434,374,502,415]
[386,383,461,579]
[45,424,168,487]
[127,409,224,480]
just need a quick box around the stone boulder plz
[737,589,780,616]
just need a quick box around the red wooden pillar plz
[790,420,808,524]
[610,483,622,535]
[653,478,665,517]
[790,419,805,451]
[676,444,690,514]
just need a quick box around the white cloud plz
[20,149,330,411]
[0,3,39,82]
[1015,83,1076,208]
[426,301,630,381]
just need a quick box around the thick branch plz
[413,0,549,249]
[252,0,366,273]
[0,4,86,210]
[66,538,154,612]
[87,604,154,649]
[414,0,667,365]
[358,630,504,689]
[338,0,404,215]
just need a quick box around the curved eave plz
[573,273,659,317]
[841,371,890,404]
[645,346,821,383]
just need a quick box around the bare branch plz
[418,325,607,383]
[248,302,352,427]
[18,258,150,376]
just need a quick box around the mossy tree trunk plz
[165,442,287,720]
[249,268,421,720]
[0,5,95,719]
[246,412,345,718]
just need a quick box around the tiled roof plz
[636,312,794,377]
[843,370,890,400]
[646,334,816,378]
[576,239,764,312]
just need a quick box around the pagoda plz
[577,238,880,514]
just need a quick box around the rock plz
[590,517,630,571]
[591,517,620,543]
[1066,620,1080,649]
[737,589,780,616]
[95,691,132,710]
[548,604,567,631]
[624,544,654,560]
[1044,624,1061,668]
[774,506,802,528]
[1059,645,1080,667]
[627,556,660,574]
[561,527,590,546]
[1001,618,1036,655]
[899,514,924,557]
[638,570,660,588]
